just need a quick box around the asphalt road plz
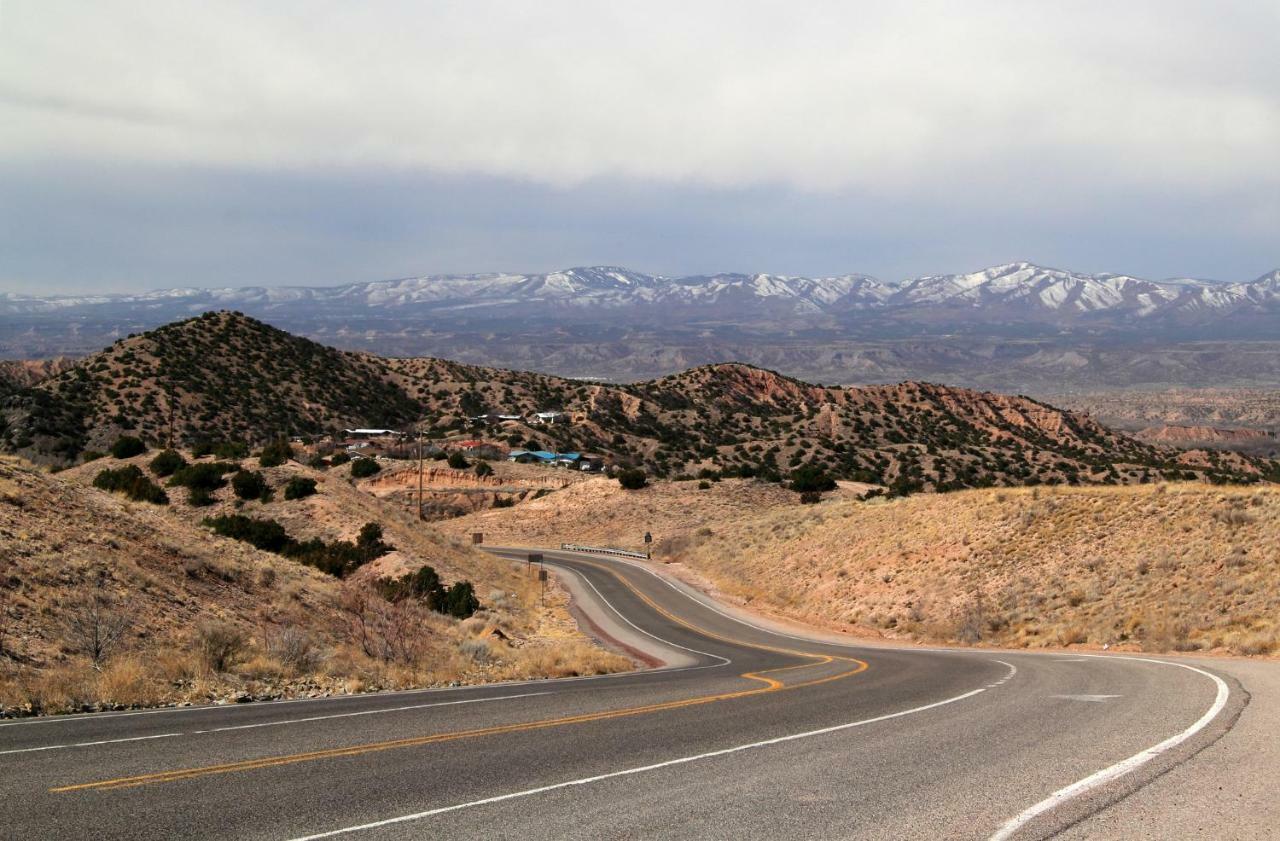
[0,548,1254,840]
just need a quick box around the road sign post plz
[472,532,483,545]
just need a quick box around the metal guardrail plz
[559,542,650,560]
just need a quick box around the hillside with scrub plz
[5,311,1276,492]
[449,476,1280,657]
[0,448,628,717]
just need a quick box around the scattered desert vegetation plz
[5,312,1275,494]
[0,455,629,717]
[450,476,1280,657]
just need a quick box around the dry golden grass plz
[677,483,1280,656]
[0,455,630,716]
[454,474,1280,657]
[444,475,804,553]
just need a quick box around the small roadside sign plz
[472,532,483,545]
[644,531,652,544]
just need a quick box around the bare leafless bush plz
[459,638,492,664]
[196,620,247,673]
[64,574,133,668]
[338,585,430,666]
[266,626,322,674]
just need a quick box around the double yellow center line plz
[52,555,866,794]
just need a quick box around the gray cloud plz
[0,1,1276,292]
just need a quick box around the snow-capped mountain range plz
[3,262,1279,331]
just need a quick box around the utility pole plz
[416,425,425,521]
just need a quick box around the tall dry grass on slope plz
[669,484,1280,656]
[0,456,628,717]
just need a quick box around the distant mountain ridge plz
[4,262,1279,327]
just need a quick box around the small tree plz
[212,441,249,459]
[474,461,494,477]
[350,458,381,478]
[232,469,269,501]
[617,468,647,490]
[790,465,837,495]
[443,581,480,619]
[356,522,389,556]
[258,438,294,468]
[283,476,317,500]
[93,465,169,504]
[110,436,147,459]
[447,451,469,470]
[149,449,186,477]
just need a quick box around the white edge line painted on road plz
[0,732,183,756]
[561,548,974,656]
[564,563,731,666]
[988,656,1230,841]
[287,665,1017,841]
[0,692,553,755]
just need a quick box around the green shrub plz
[447,451,469,470]
[442,581,480,619]
[474,461,493,477]
[169,461,237,491]
[93,465,169,504]
[329,452,351,467]
[307,454,328,469]
[377,565,480,618]
[81,450,105,463]
[231,469,269,501]
[350,458,381,478]
[202,516,390,578]
[110,436,147,459]
[698,480,711,490]
[617,468,647,490]
[213,441,249,459]
[378,565,443,603]
[283,476,317,500]
[258,438,294,468]
[149,449,187,477]
[202,514,291,553]
[188,486,215,507]
[790,465,837,494]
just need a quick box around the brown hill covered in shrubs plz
[4,311,1276,491]
[0,452,627,716]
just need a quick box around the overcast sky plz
[1,1,1277,294]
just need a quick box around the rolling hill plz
[0,451,626,715]
[3,311,1275,490]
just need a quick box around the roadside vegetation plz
[447,475,1280,657]
[0,454,630,717]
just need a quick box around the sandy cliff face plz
[1139,425,1275,444]
[0,358,76,395]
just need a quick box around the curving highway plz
[0,548,1254,840]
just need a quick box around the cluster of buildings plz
[330,428,608,472]
[468,410,567,426]
[507,450,607,471]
